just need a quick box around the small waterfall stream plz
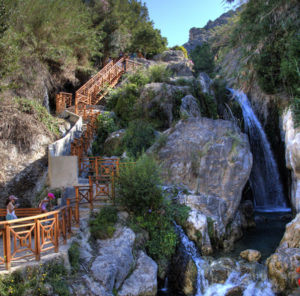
[229,89,288,212]
[174,224,275,296]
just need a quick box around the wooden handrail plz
[0,200,78,270]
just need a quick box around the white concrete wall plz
[48,110,81,188]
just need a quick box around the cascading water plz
[229,89,288,212]
[175,223,275,296]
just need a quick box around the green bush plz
[113,83,140,125]
[171,45,188,59]
[127,69,150,87]
[116,155,163,215]
[90,206,118,239]
[148,64,172,83]
[68,241,80,273]
[190,43,215,76]
[0,262,69,296]
[123,120,155,158]
[92,112,118,155]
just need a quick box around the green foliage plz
[190,43,215,76]
[116,155,163,215]
[92,112,118,155]
[126,69,150,86]
[111,83,140,125]
[291,96,300,128]
[15,97,60,134]
[130,22,167,58]
[123,120,155,158]
[90,206,118,239]
[68,242,80,273]
[0,262,69,296]
[171,45,188,59]
[148,64,172,83]
[0,0,96,77]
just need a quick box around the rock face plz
[155,118,252,252]
[118,251,158,296]
[180,95,201,118]
[283,109,300,213]
[139,83,190,128]
[183,10,237,53]
[266,213,300,294]
[153,50,186,63]
[69,223,158,296]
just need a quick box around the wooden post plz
[75,94,78,115]
[111,171,115,205]
[35,219,41,262]
[89,185,94,210]
[95,157,98,176]
[62,209,67,244]
[4,224,11,270]
[54,212,59,253]
[66,199,72,237]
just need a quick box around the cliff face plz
[183,9,237,53]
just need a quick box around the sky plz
[143,0,235,47]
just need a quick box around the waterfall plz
[229,89,288,212]
[175,223,275,296]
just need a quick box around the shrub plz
[68,241,80,273]
[116,154,163,215]
[92,112,118,155]
[127,69,149,87]
[190,43,215,76]
[123,120,155,158]
[148,64,172,83]
[171,45,188,59]
[90,206,118,239]
[113,83,140,125]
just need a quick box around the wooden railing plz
[0,198,78,270]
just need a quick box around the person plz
[6,195,19,220]
[39,192,55,213]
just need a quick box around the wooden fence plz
[0,198,78,270]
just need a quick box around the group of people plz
[5,193,56,220]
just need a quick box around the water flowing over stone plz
[174,223,275,296]
[229,89,288,212]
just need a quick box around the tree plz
[190,43,215,76]
[130,22,167,58]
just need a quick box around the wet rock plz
[240,249,262,262]
[239,200,256,228]
[205,257,237,284]
[118,251,157,296]
[266,247,300,293]
[197,72,214,97]
[225,286,244,296]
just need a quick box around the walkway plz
[0,57,141,271]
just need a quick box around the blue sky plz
[143,0,234,47]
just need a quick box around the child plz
[39,193,55,213]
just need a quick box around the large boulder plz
[102,129,125,156]
[283,109,300,213]
[167,60,193,77]
[266,248,300,294]
[153,50,186,63]
[91,227,135,291]
[278,213,300,249]
[118,251,158,296]
[156,118,252,225]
